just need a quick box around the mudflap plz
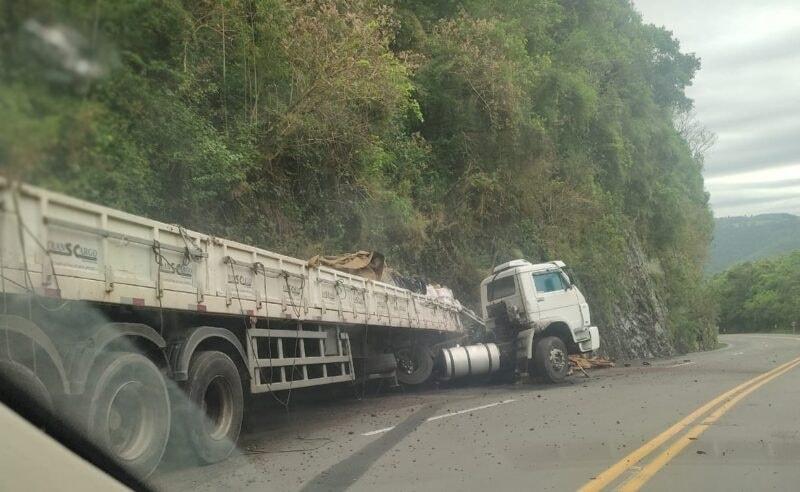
[516,328,536,375]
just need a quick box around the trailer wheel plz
[85,352,170,478]
[0,359,53,412]
[533,336,569,383]
[183,350,243,464]
[395,346,433,385]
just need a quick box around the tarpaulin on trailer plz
[308,251,471,298]
[307,251,386,280]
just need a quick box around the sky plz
[633,0,800,217]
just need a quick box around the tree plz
[674,108,717,164]
[0,0,718,355]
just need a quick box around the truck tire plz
[0,358,53,412]
[183,350,243,464]
[533,336,569,383]
[85,351,170,478]
[395,346,433,385]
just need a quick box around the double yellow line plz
[579,355,800,492]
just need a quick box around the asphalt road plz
[154,333,800,491]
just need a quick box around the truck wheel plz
[533,337,569,383]
[85,352,170,478]
[183,351,243,464]
[395,346,433,385]
[0,359,53,412]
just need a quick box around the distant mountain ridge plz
[709,213,800,273]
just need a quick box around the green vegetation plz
[0,0,715,352]
[709,214,800,274]
[712,251,800,333]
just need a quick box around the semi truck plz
[0,178,599,477]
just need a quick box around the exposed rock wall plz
[595,236,675,360]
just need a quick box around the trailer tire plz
[395,346,434,386]
[85,352,170,478]
[183,350,243,464]
[533,336,569,383]
[0,358,53,412]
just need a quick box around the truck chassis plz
[0,179,465,476]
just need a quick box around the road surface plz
[154,334,800,491]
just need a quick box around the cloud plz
[711,195,800,217]
[706,163,800,215]
[714,177,800,190]
[706,29,800,69]
[634,0,800,216]
[701,103,798,132]
[706,124,800,176]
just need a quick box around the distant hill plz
[709,214,800,274]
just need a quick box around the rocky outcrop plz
[595,235,675,360]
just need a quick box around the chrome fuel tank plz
[441,343,501,380]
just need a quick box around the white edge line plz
[360,399,516,436]
[361,426,396,436]
[426,399,516,422]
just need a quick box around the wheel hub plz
[396,349,418,375]
[548,347,566,372]
[203,376,234,441]
[106,381,152,461]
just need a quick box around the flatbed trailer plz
[0,178,467,476]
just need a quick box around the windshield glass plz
[533,272,565,293]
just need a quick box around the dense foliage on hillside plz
[0,0,715,352]
[712,252,800,333]
[709,214,800,274]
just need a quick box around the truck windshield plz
[533,272,565,293]
[487,275,516,301]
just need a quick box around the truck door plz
[531,271,582,328]
[485,273,535,323]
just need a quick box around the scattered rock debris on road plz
[153,335,800,492]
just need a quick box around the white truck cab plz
[479,259,600,382]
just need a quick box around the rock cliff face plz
[593,237,675,360]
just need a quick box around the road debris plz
[569,355,615,369]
